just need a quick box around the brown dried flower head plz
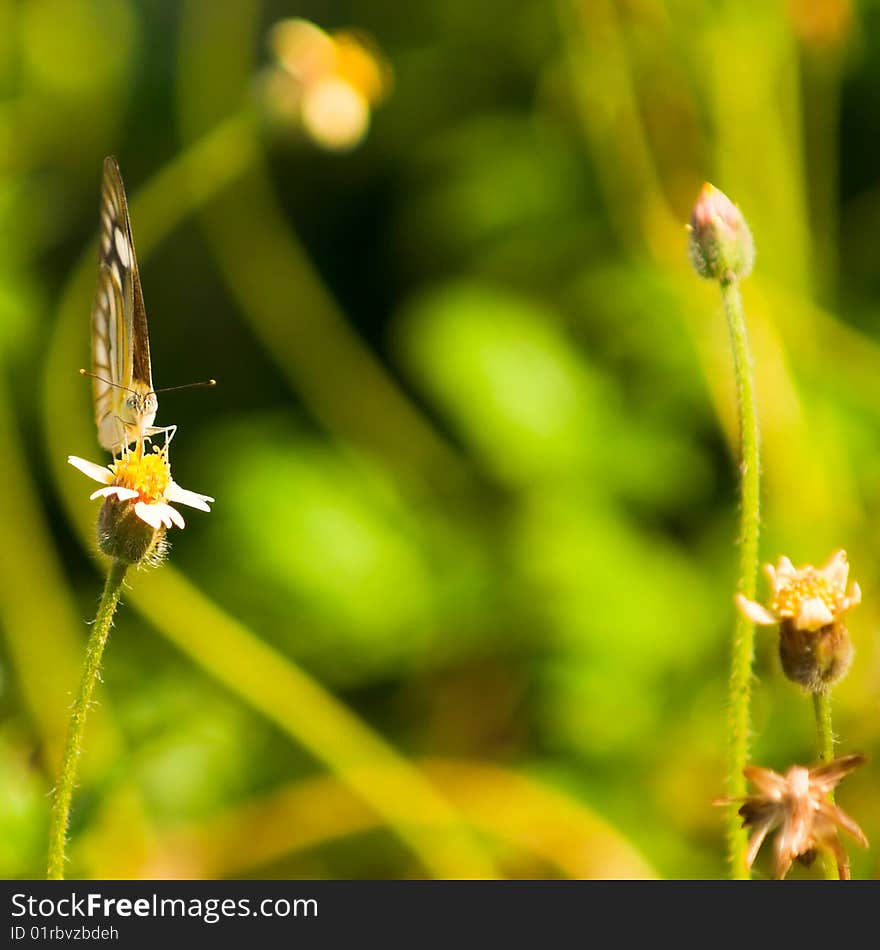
[718,754,868,880]
[736,549,859,691]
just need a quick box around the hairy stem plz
[721,277,761,879]
[813,691,834,763]
[813,690,839,880]
[47,560,128,879]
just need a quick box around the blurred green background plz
[2,0,879,880]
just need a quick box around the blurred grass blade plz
[557,0,674,250]
[126,569,500,879]
[149,759,657,880]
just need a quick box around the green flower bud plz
[778,618,853,693]
[98,495,167,566]
[688,183,755,282]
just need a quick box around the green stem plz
[813,691,834,763]
[813,690,839,880]
[47,560,128,879]
[720,277,761,880]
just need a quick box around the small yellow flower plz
[736,550,860,691]
[717,755,868,880]
[68,445,213,531]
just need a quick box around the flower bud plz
[98,495,167,566]
[688,183,755,282]
[778,618,853,693]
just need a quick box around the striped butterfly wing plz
[91,156,154,451]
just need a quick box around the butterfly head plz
[122,384,158,425]
[117,382,158,447]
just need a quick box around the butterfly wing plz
[91,156,154,451]
[91,262,127,451]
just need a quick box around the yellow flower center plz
[110,445,171,505]
[772,571,839,617]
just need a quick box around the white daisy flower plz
[68,444,213,532]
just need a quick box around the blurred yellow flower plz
[262,17,392,152]
[786,0,853,52]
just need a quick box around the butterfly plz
[89,156,174,455]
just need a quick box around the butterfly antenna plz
[151,379,217,395]
[78,368,139,397]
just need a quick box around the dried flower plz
[717,755,868,879]
[736,550,859,691]
[687,183,755,282]
[69,445,213,564]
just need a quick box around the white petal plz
[796,597,834,631]
[154,506,173,529]
[166,505,186,529]
[735,594,779,626]
[68,455,113,485]
[772,556,796,591]
[166,481,214,512]
[821,549,849,592]
[147,503,184,530]
[776,556,796,576]
[89,486,139,501]
[134,501,164,530]
[845,582,861,610]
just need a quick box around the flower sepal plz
[778,618,853,693]
[98,493,167,566]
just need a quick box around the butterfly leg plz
[112,417,154,459]
[111,415,133,459]
[144,424,177,451]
